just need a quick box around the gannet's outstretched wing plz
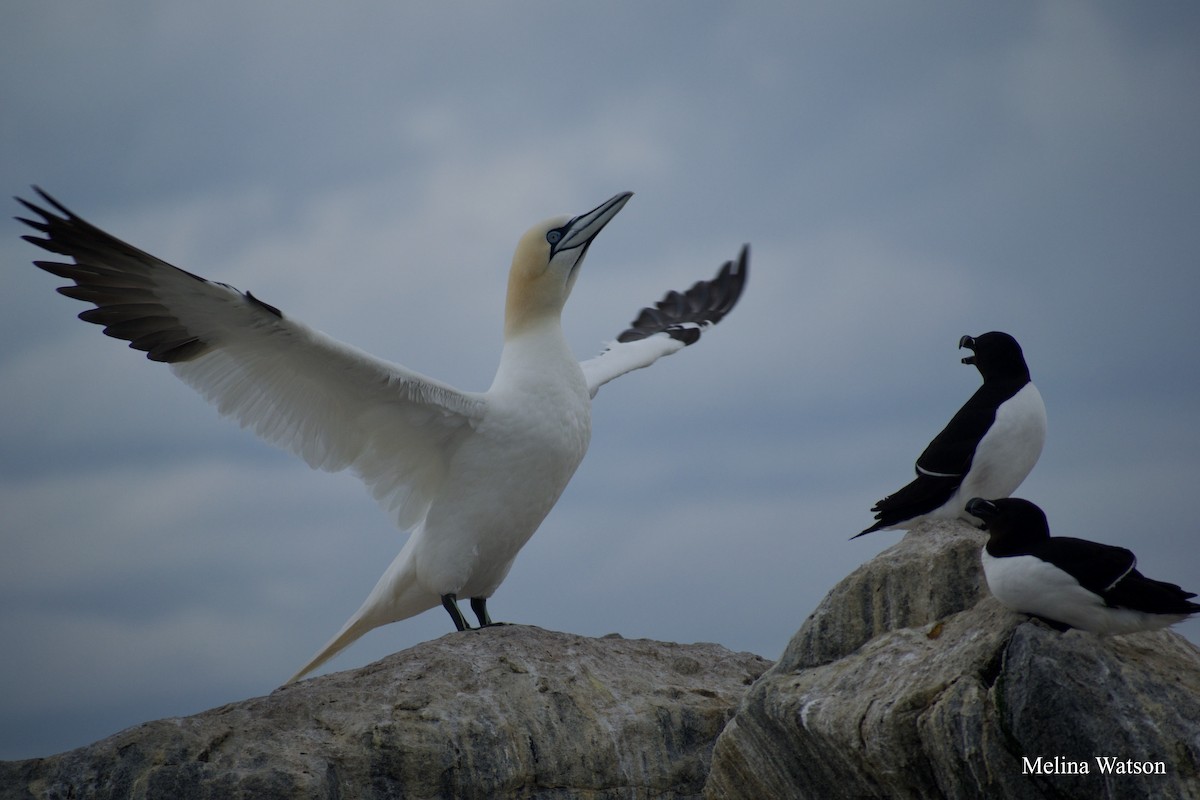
[580,244,748,398]
[17,188,484,531]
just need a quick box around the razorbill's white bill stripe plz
[17,188,748,683]
[855,331,1047,538]
[968,497,1200,634]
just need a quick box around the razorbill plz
[856,331,1046,538]
[17,188,749,683]
[968,497,1200,633]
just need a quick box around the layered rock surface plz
[704,519,1200,800]
[0,627,768,800]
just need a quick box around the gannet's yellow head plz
[505,191,632,339]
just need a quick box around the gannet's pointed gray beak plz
[553,191,633,254]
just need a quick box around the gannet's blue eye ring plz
[546,230,562,245]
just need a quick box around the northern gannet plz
[967,497,1200,634]
[856,332,1046,537]
[16,188,748,683]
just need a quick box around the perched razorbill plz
[17,188,749,683]
[967,497,1200,633]
[856,331,1046,538]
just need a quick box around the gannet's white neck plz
[503,219,573,341]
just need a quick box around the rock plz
[705,519,1200,800]
[11,521,1199,800]
[1,626,769,800]
[776,519,989,671]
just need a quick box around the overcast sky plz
[3,2,1199,760]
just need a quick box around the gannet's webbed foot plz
[441,593,472,631]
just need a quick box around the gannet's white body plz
[18,189,748,684]
[317,216,603,677]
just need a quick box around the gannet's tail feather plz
[285,614,379,685]
[285,543,439,684]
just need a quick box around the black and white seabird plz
[856,332,1047,538]
[17,188,749,683]
[968,497,1200,634]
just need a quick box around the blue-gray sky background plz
[3,2,1198,760]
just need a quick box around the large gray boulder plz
[1,626,768,800]
[704,519,1200,800]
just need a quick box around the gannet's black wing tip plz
[615,243,749,345]
[14,189,268,363]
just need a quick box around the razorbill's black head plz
[958,331,1030,383]
[855,331,1046,538]
[968,497,1200,634]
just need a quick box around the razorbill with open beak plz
[16,188,748,683]
[855,331,1046,538]
[967,497,1200,633]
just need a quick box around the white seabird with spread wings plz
[18,189,748,683]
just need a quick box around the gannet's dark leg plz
[441,593,471,631]
[470,597,493,627]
